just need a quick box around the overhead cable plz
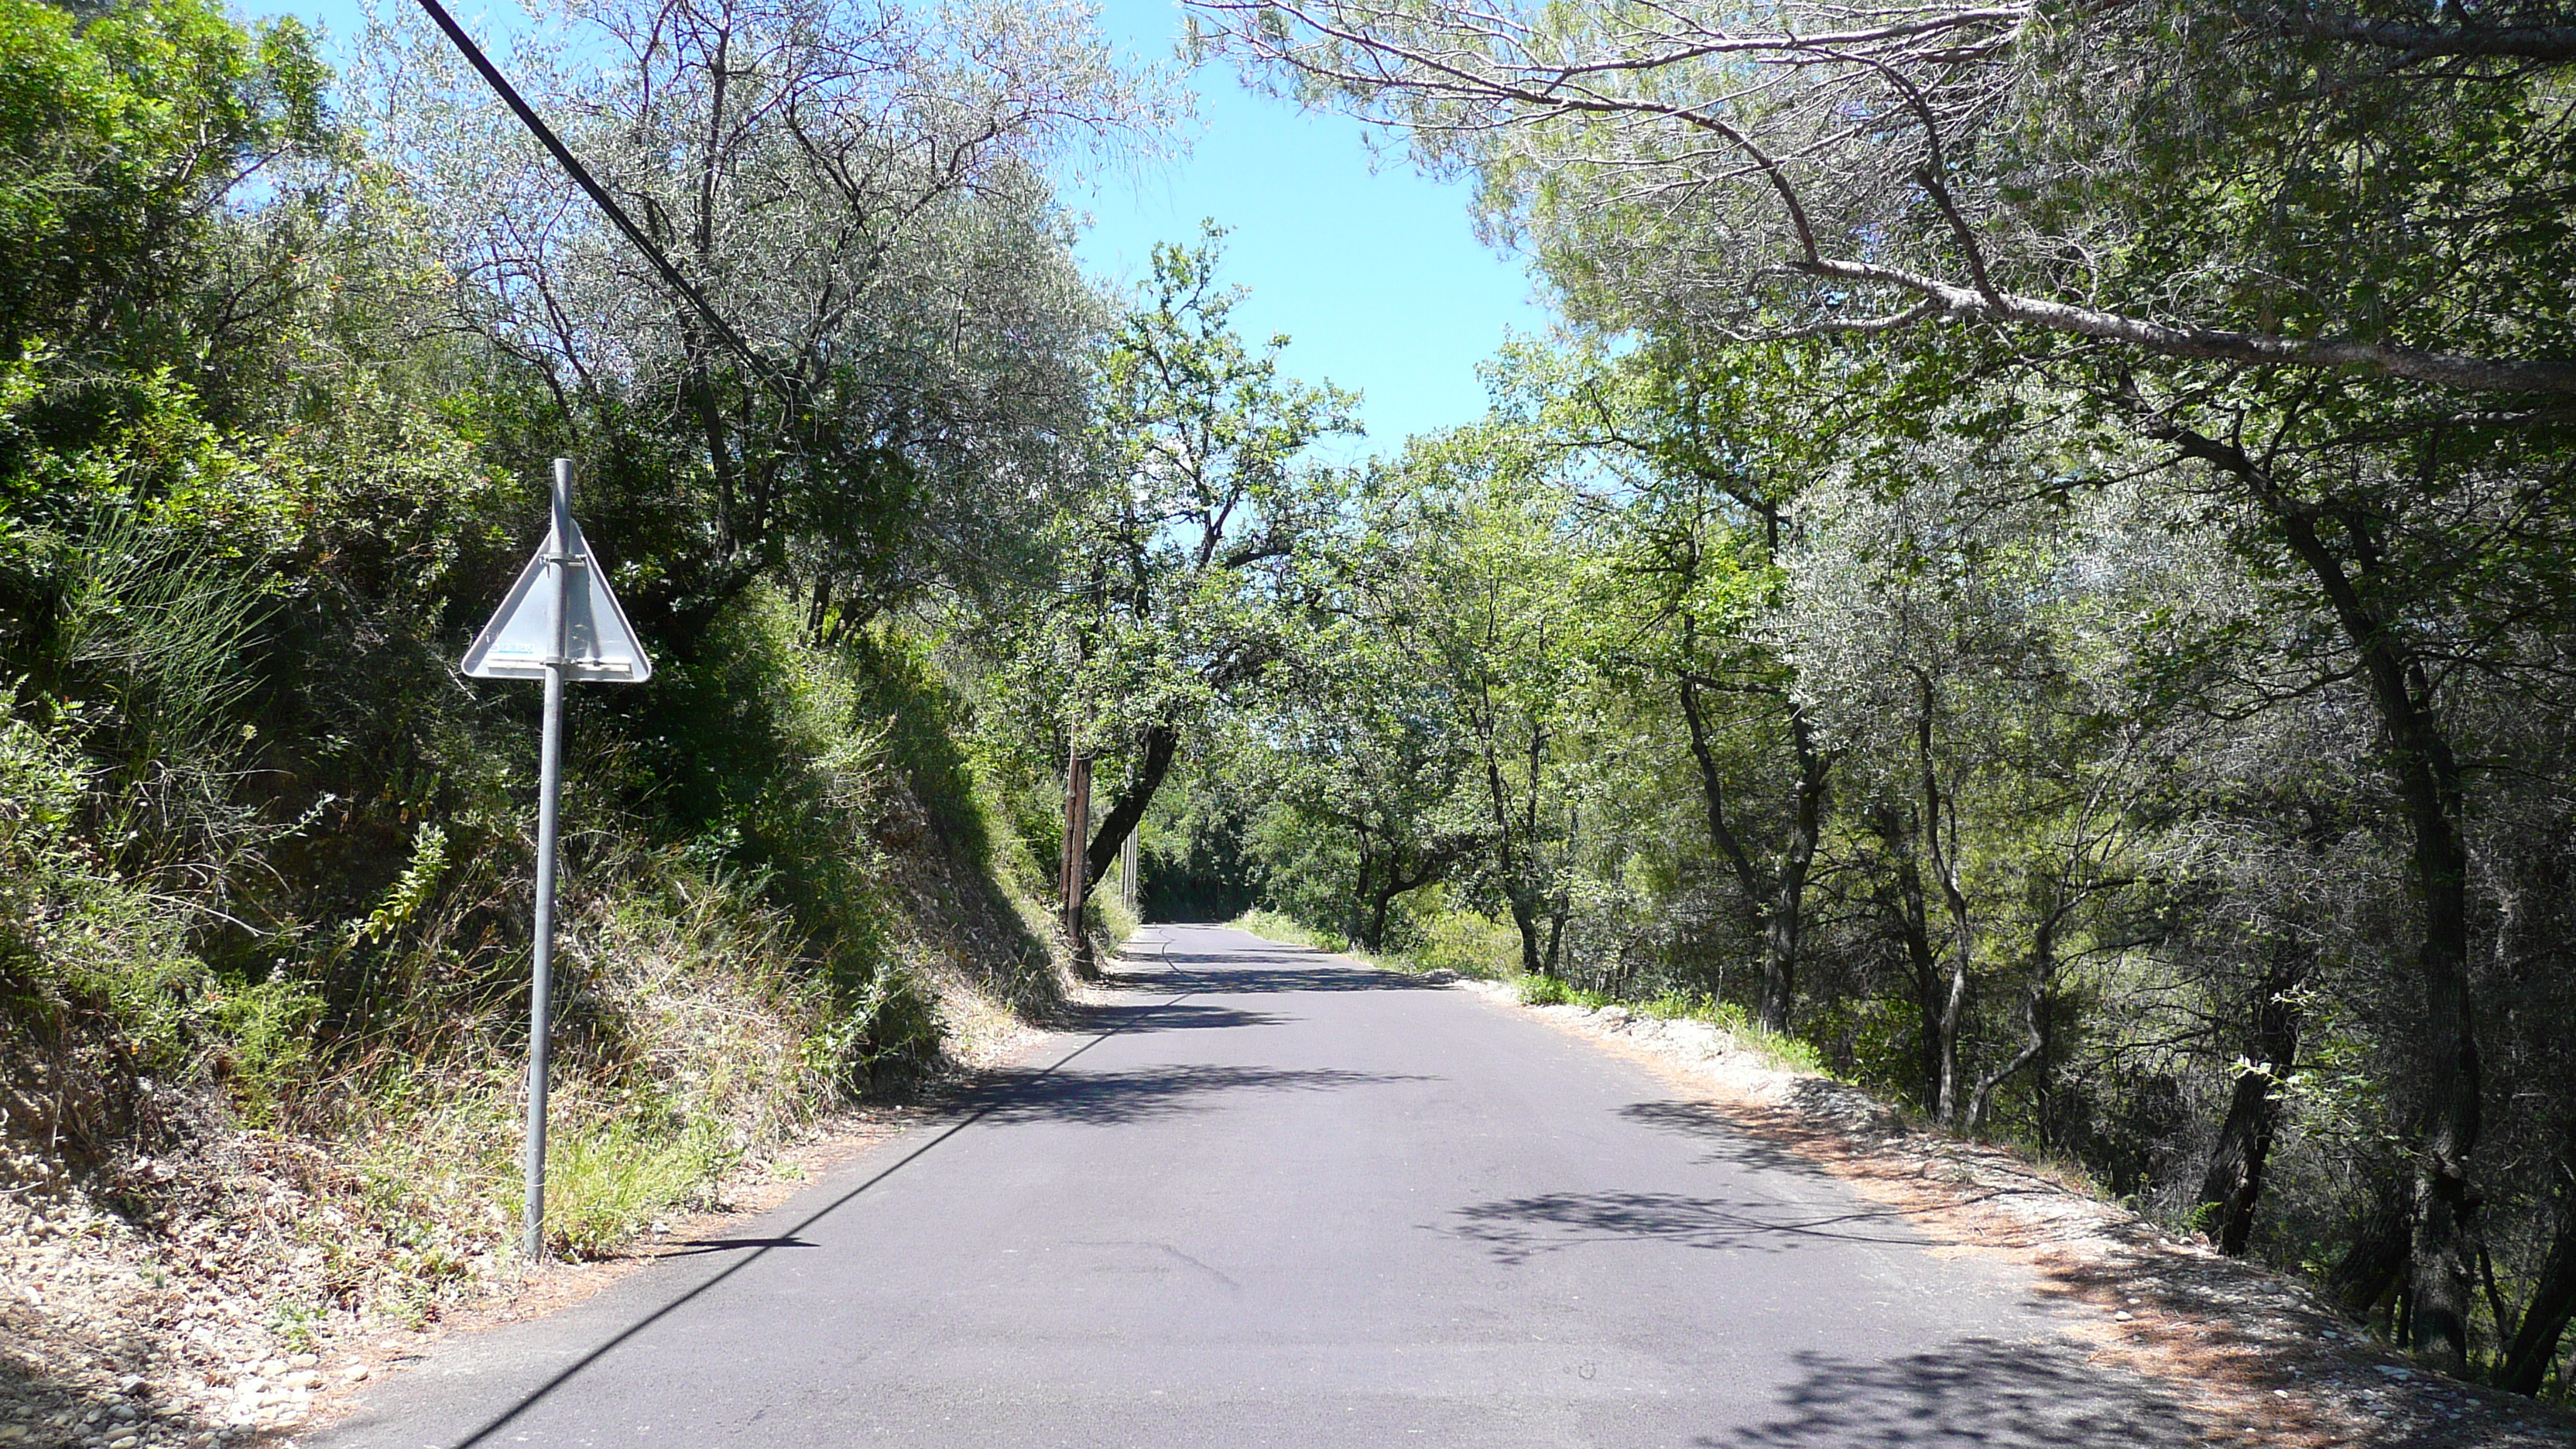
[412,0,775,382]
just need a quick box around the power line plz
[413,0,773,382]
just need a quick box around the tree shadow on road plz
[957,1064,1436,1127]
[1618,1101,1850,1182]
[1150,961,1448,995]
[1694,1336,2201,1447]
[1444,1189,1924,1264]
[1120,936,1451,996]
[1058,1001,1293,1035]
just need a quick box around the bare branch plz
[1795,256,2576,394]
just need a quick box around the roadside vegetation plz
[0,0,1175,1381]
[1142,0,2576,1399]
[5,0,2576,1424]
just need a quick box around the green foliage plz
[0,0,332,364]
[0,0,1085,1305]
[15,0,2574,1401]
[210,975,324,1125]
[1515,973,1571,1006]
[1231,907,1342,954]
[540,1114,733,1262]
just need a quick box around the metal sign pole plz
[461,453,650,1258]
[522,457,574,1262]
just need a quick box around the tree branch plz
[1795,256,2576,394]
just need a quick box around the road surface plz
[316,924,2197,1447]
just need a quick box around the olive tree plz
[363,0,1180,632]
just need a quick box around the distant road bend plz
[316,924,2198,1447]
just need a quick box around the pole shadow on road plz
[423,984,1218,1447]
[645,1235,819,1259]
[1694,1335,2199,1447]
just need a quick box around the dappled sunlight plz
[956,1064,1439,1128]
[1445,1189,1923,1265]
[1697,1338,2197,1448]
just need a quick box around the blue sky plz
[253,0,1549,458]
[1067,0,1549,457]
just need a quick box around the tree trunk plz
[2405,833,2481,1374]
[2163,426,2483,1372]
[1349,835,1379,947]
[1760,703,1828,1034]
[1966,913,2054,1133]
[2498,1196,2576,1395]
[1060,750,1094,980]
[1084,721,1180,894]
[2197,945,2307,1255]
[1914,677,1973,1128]
[2330,1181,2414,1320]
[1506,892,1544,979]
[1475,692,1546,979]
[1871,806,1944,1115]
[1678,679,1771,1002]
[1365,879,1396,952]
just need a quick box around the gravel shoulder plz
[0,992,1065,1449]
[0,1102,931,1449]
[1465,980,2576,1449]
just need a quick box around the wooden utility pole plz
[1060,749,1093,977]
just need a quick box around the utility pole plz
[1060,749,1092,976]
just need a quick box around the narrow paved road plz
[318,926,2196,1447]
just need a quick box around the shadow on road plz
[1695,1337,2198,1447]
[1617,1102,1845,1182]
[404,982,1214,1447]
[1148,956,1448,995]
[1059,1001,1293,1034]
[1446,1189,1923,1263]
[645,1235,817,1259]
[958,1063,1436,1126]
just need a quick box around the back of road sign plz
[460,514,653,683]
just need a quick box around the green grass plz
[1228,907,1827,1074]
[1231,908,1340,953]
[1228,906,1516,981]
[539,1115,735,1259]
[1516,975,1829,1075]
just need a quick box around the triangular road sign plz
[461,514,654,683]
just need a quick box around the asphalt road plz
[316,924,2198,1448]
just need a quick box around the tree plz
[1235,608,1485,950]
[1193,0,2576,394]
[1534,337,1862,1032]
[1339,426,1608,978]
[978,225,1356,931]
[1204,0,2576,1375]
[1780,432,2156,1128]
[0,0,331,372]
[365,0,1176,638]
